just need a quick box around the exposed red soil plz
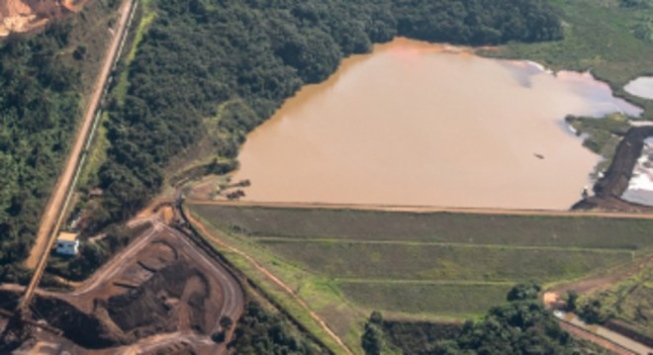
[2,221,245,354]
[0,0,89,37]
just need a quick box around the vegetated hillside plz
[229,301,329,354]
[90,0,562,230]
[0,24,81,281]
[364,284,612,355]
[188,204,653,349]
[0,0,119,282]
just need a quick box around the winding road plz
[185,210,354,355]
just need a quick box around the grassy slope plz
[258,239,632,281]
[189,204,653,351]
[190,205,653,250]
[188,210,364,354]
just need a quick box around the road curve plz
[162,223,244,333]
[185,210,354,355]
[2,219,244,354]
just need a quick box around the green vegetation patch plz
[230,300,329,354]
[113,0,157,104]
[190,205,653,250]
[259,239,632,282]
[363,287,613,355]
[566,113,631,175]
[0,0,120,281]
[579,262,653,339]
[190,204,653,322]
[340,282,511,317]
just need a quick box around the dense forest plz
[0,0,120,282]
[228,301,328,354]
[0,24,82,281]
[362,284,611,355]
[93,0,563,229]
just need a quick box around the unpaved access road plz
[2,219,244,354]
[185,210,354,355]
[189,199,653,219]
[25,0,135,269]
[556,311,653,355]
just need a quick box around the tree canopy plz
[0,23,81,280]
[365,284,610,355]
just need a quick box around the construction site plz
[0,208,245,354]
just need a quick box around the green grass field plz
[258,239,632,282]
[189,204,653,352]
[340,282,512,316]
[191,205,653,250]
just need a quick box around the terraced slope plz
[188,203,653,349]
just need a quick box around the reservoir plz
[230,38,641,209]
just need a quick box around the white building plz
[55,232,79,256]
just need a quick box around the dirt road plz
[185,210,353,355]
[189,199,653,219]
[20,0,136,314]
[25,0,135,269]
[2,219,244,354]
[556,311,653,355]
[560,322,636,355]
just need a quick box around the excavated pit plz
[0,225,241,354]
[104,261,212,339]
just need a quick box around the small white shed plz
[56,232,79,256]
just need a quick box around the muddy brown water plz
[230,38,641,210]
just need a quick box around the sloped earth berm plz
[574,126,653,212]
